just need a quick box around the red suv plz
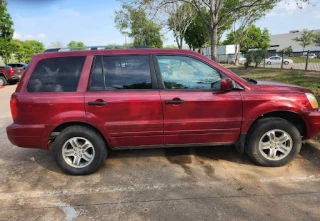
[6,47,320,175]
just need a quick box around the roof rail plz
[44,45,153,53]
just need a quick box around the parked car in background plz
[301,53,317,59]
[7,63,28,77]
[0,60,17,86]
[238,56,247,65]
[6,47,320,175]
[265,56,293,65]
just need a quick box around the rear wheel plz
[0,76,7,86]
[267,61,271,65]
[284,61,289,65]
[245,118,301,167]
[53,126,107,175]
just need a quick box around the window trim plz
[87,54,158,92]
[154,54,227,91]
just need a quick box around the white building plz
[269,29,320,52]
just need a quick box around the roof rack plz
[44,45,153,53]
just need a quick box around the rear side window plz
[88,55,152,91]
[27,56,85,92]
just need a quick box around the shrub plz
[245,50,267,68]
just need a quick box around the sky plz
[6,0,320,48]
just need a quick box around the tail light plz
[9,68,14,75]
[10,96,18,120]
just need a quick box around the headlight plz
[306,93,319,109]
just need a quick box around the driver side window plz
[156,55,221,90]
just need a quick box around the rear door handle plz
[88,101,107,106]
[165,100,184,105]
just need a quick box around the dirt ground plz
[0,85,319,221]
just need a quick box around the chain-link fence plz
[214,51,320,71]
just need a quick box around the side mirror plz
[220,78,233,91]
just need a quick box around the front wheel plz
[245,118,301,167]
[284,61,289,65]
[53,126,107,175]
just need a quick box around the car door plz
[85,55,163,148]
[155,55,243,146]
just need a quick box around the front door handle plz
[165,100,184,105]
[88,101,107,106]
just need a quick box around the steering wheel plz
[162,71,170,79]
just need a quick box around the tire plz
[284,61,289,65]
[53,126,107,175]
[267,61,271,65]
[0,76,7,86]
[8,80,18,85]
[245,117,301,167]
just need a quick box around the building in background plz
[269,29,320,52]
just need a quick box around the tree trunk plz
[179,36,183,49]
[175,37,181,49]
[234,44,238,65]
[210,26,218,61]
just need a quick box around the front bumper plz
[6,124,45,149]
[305,109,320,139]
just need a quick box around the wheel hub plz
[62,137,95,168]
[259,129,293,161]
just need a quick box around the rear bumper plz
[6,124,45,149]
[9,74,21,81]
[305,110,320,139]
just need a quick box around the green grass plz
[228,67,320,141]
[289,57,320,63]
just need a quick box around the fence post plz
[305,50,309,71]
[227,54,229,64]
[281,52,284,69]
[264,53,266,68]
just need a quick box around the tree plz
[132,0,278,61]
[24,40,45,54]
[223,24,270,53]
[67,41,86,50]
[292,29,314,52]
[0,0,14,63]
[164,44,178,48]
[115,4,163,48]
[312,32,320,47]
[167,3,196,49]
[241,25,270,52]
[226,3,273,65]
[184,10,209,53]
[49,41,64,48]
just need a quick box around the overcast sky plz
[7,0,320,48]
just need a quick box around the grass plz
[289,57,320,63]
[228,67,320,141]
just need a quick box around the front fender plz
[240,93,309,133]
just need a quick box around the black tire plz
[245,117,301,167]
[8,80,18,85]
[53,126,107,175]
[0,76,7,86]
[284,61,289,65]
[267,61,271,65]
